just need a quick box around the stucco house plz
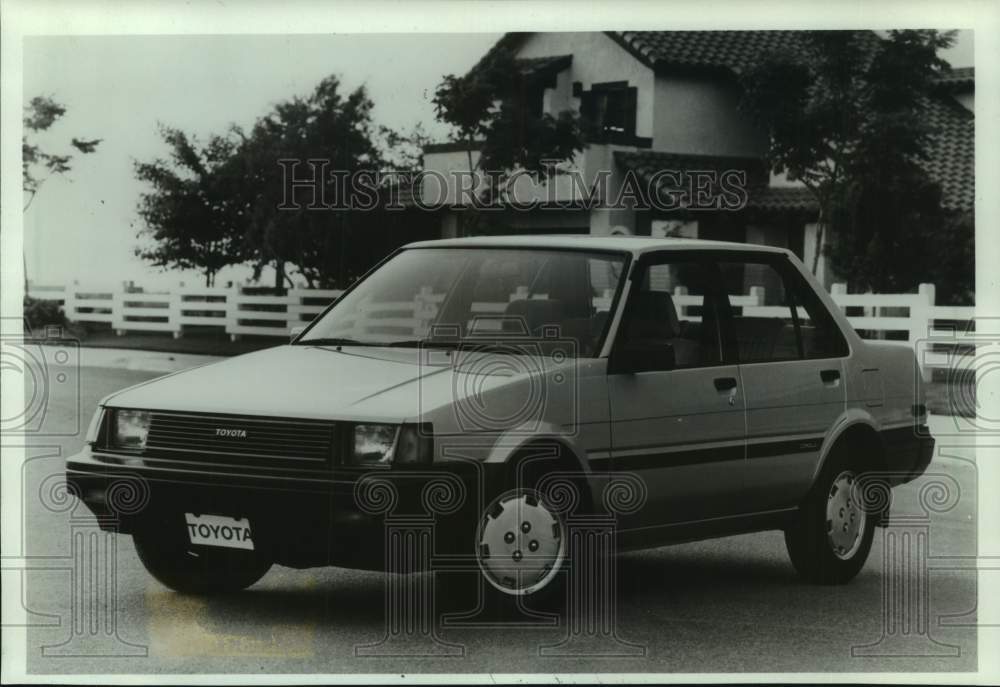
[418,31,974,287]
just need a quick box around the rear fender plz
[811,409,885,487]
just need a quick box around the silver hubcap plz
[826,470,866,560]
[475,489,565,596]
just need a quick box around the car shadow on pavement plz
[181,537,805,630]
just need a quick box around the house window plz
[524,85,545,120]
[579,82,638,144]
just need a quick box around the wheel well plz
[831,424,887,473]
[825,424,890,525]
[505,440,592,510]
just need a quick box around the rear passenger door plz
[718,255,849,513]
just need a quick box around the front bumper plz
[66,446,495,570]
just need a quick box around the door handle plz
[820,369,841,383]
[713,376,738,392]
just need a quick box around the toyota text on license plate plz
[185,513,254,550]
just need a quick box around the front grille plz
[140,411,337,470]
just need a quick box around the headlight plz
[349,423,433,466]
[113,409,151,450]
[351,424,398,466]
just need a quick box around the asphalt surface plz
[19,363,978,675]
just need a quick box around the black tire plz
[784,447,878,584]
[133,516,272,594]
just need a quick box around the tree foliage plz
[134,126,246,286]
[134,75,425,289]
[433,45,588,230]
[232,76,387,288]
[740,30,971,300]
[22,96,102,292]
[23,96,103,211]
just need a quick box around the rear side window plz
[718,258,847,363]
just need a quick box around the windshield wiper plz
[384,339,546,354]
[294,337,376,347]
[384,339,461,349]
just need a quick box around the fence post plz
[286,289,302,332]
[829,284,848,318]
[112,289,125,336]
[912,283,937,382]
[169,291,183,339]
[914,283,936,342]
[64,286,78,324]
[748,286,765,305]
[227,285,241,342]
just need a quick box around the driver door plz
[608,254,747,531]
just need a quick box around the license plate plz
[184,513,254,550]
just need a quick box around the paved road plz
[18,363,977,675]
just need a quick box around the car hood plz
[103,343,548,423]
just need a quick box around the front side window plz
[297,248,628,358]
[616,257,723,369]
[718,258,848,363]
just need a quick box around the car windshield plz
[296,247,628,357]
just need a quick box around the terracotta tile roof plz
[745,186,818,213]
[923,95,974,211]
[616,150,768,185]
[478,31,847,78]
[615,150,815,212]
[515,54,572,77]
[612,30,816,75]
[935,66,975,91]
[617,150,820,213]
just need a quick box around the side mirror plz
[610,340,675,374]
[289,325,305,342]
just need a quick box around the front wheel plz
[785,452,878,584]
[133,519,272,594]
[474,488,568,601]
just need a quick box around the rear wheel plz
[133,516,272,594]
[785,449,878,584]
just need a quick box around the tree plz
[234,76,387,288]
[826,156,973,302]
[739,30,960,285]
[22,96,102,290]
[134,76,404,290]
[134,126,246,287]
[433,45,588,234]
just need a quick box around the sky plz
[22,31,973,289]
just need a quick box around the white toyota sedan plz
[67,236,934,607]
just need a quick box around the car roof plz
[403,234,791,256]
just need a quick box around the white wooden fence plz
[28,283,346,340]
[28,281,973,378]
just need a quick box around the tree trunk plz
[274,260,285,290]
[810,206,826,276]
